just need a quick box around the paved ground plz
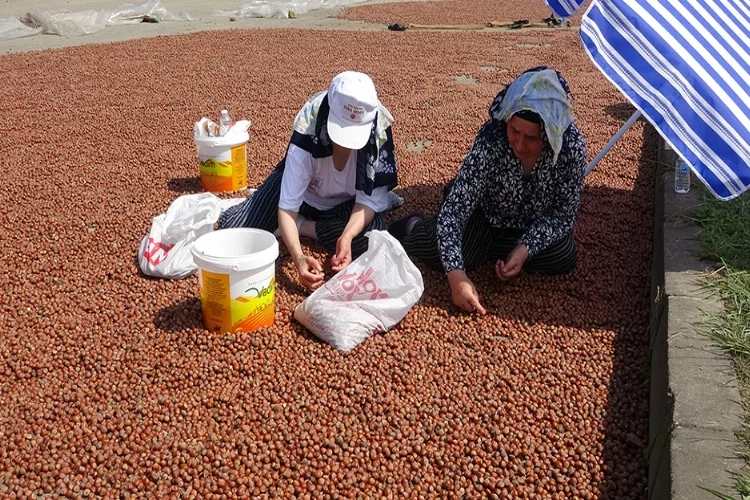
[652,143,744,499]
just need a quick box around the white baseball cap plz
[326,71,379,150]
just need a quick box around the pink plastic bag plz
[294,230,424,352]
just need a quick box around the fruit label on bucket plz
[198,269,275,333]
[199,144,248,192]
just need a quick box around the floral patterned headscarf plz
[490,67,574,164]
[284,90,398,196]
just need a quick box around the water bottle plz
[219,110,233,137]
[674,156,691,194]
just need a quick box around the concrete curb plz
[648,139,744,498]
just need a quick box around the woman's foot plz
[388,212,424,241]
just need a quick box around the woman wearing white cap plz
[218,71,398,290]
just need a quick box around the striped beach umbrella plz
[563,0,750,201]
[544,0,587,18]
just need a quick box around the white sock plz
[273,215,306,238]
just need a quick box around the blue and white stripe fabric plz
[545,0,587,17]
[579,0,750,200]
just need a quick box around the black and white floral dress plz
[436,118,587,272]
[403,118,587,275]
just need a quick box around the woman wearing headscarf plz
[389,66,587,314]
[218,71,398,290]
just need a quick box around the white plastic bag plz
[26,9,107,36]
[138,193,221,279]
[105,0,194,24]
[294,230,424,352]
[0,17,43,41]
[215,0,369,19]
[20,1,193,38]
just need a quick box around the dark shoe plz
[542,15,562,27]
[388,212,424,241]
[508,19,529,29]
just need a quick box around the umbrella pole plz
[585,110,642,175]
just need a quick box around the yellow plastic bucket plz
[194,132,249,193]
[191,228,279,333]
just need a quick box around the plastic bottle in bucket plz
[192,228,279,334]
[219,110,233,136]
[194,117,251,193]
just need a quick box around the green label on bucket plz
[232,276,275,332]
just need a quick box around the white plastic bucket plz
[195,131,249,193]
[191,228,279,334]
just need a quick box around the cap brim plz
[327,114,372,150]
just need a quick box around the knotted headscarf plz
[490,67,574,163]
[281,90,398,195]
